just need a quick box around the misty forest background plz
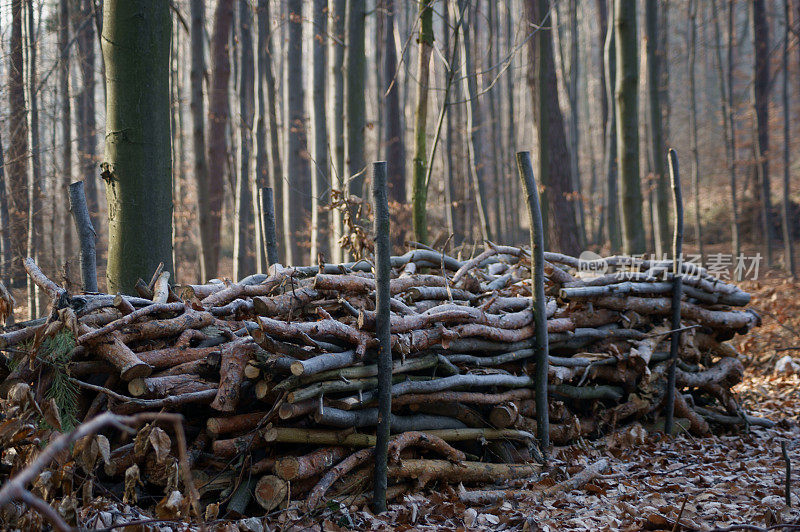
[0,0,798,319]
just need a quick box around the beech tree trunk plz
[614,0,645,254]
[190,0,211,280]
[311,0,330,260]
[411,0,434,244]
[345,0,367,213]
[751,0,773,266]
[604,0,621,252]
[645,0,670,256]
[26,0,43,316]
[102,0,173,293]
[383,0,405,205]
[525,0,581,256]
[687,0,703,260]
[284,0,310,265]
[781,1,795,275]
[205,0,235,279]
[7,0,29,288]
[234,0,256,279]
[329,0,347,263]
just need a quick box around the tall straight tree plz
[411,0,434,244]
[75,0,99,234]
[190,0,211,280]
[524,0,581,256]
[751,0,772,266]
[687,0,703,259]
[459,0,491,243]
[710,0,740,258]
[284,0,310,265]
[7,0,29,288]
[614,0,645,254]
[329,0,347,262]
[345,0,366,204]
[205,0,235,279]
[603,0,621,252]
[311,0,330,260]
[26,0,43,316]
[383,0,404,205]
[781,1,795,275]
[645,0,669,256]
[102,0,173,293]
[59,0,73,265]
[234,0,255,279]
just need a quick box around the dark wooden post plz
[260,186,279,267]
[664,148,683,434]
[372,161,391,512]
[68,181,98,292]
[516,151,549,453]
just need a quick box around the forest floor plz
[286,275,800,532]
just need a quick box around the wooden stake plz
[260,186,279,266]
[372,160,391,513]
[664,149,683,434]
[68,181,98,292]
[516,151,550,453]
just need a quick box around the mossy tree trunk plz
[102,0,173,294]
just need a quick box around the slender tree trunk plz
[255,0,269,271]
[687,0,703,259]
[345,0,367,212]
[782,1,795,275]
[102,0,173,293]
[645,0,669,256]
[329,0,347,263]
[487,0,507,243]
[505,1,518,242]
[614,0,645,255]
[261,0,284,264]
[205,0,235,279]
[0,12,10,287]
[284,0,310,265]
[76,0,99,238]
[459,0,491,243]
[411,0,434,244]
[383,0,405,206]
[234,0,255,279]
[525,0,581,255]
[25,0,42,315]
[442,0,456,243]
[566,0,585,247]
[7,0,29,288]
[190,0,211,280]
[311,0,330,260]
[59,0,74,268]
[710,0,740,258]
[751,0,773,266]
[604,0,620,252]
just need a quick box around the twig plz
[782,440,792,507]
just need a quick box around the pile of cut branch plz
[0,245,768,523]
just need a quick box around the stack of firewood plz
[0,246,768,515]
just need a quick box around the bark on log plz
[313,406,467,432]
[80,325,152,381]
[128,374,216,398]
[388,459,541,486]
[211,338,259,412]
[275,447,349,481]
[206,411,268,436]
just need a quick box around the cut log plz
[275,447,349,481]
[254,475,288,511]
[206,411,268,436]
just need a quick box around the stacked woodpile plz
[0,246,768,516]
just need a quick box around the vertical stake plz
[664,149,683,434]
[68,180,98,292]
[516,151,549,455]
[372,161,391,512]
[261,186,279,267]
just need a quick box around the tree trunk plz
[345,0,367,224]
[284,0,310,265]
[442,0,456,242]
[205,0,235,279]
[102,0,173,294]
[645,0,669,256]
[311,0,330,260]
[26,0,42,316]
[190,0,211,280]
[459,0,491,243]
[566,0,585,248]
[614,0,645,254]
[234,0,256,279]
[7,0,29,288]
[75,0,99,240]
[60,0,73,268]
[525,0,581,256]
[383,0,405,206]
[751,0,773,266]
[0,2,10,286]
[604,0,621,252]
[329,0,347,263]
[781,1,795,275]
[411,0,434,245]
[687,0,703,260]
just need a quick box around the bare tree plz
[329,0,347,263]
[687,0,703,259]
[781,0,795,275]
[190,0,211,279]
[603,0,621,253]
[26,0,43,315]
[751,0,773,267]
[383,0,405,205]
[345,0,367,206]
[75,0,99,236]
[311,0,330,260]
[59,0,73,266]
[411,0,434,244]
